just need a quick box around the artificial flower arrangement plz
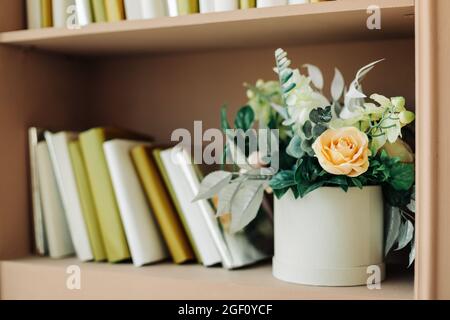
[195,48,416,267]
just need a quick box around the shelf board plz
[0,257,413,300]
[0,0,414,56]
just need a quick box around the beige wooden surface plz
[0,257,414,300]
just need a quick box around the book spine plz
[104,0,125,22]
[177,0,199,15]
[214,0,238,12]
[239,0,256,9]
[41,0,53,27]
[45,132,94,262]
[124,0,142,20]
[104,140,168,267]
[36,142,75,259]
[27,0,42,29]
[288,0,309,4]
[91,0,107,22]
[141,0,166,19]
[28,128,47,255]
[199,0,214,13]
[166,0,178,17]
[69,141,107,262]
[75,0,93,25]
[257,0,287,8]
[131,146,195,264]
[79,128,130,263]
[52,0,75,28]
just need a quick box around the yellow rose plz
[312,127,371,178]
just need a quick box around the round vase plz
[273,186,386,287]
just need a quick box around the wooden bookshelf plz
[1,0,450,300]
[0,257,414,300]
[0,0,414,55]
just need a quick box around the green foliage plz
[270,150,415,208]
[234,106,255,131]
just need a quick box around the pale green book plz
[153,148,202,263]
[79,128,130,263]
[240,0,256,9]
[91,0,107,22]
[69,140,107,262]
[177,0,199,15]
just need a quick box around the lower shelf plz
[0,257,414,300]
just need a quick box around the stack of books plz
[26,0,323,29]
[29,127,273,269]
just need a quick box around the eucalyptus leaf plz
[269,170,296,190]
[193,171,232,201]
[303,121,313,139]
[230,181,265,233]
[385,206,402,256]
[396,219,414,251]
[312,124,328,138]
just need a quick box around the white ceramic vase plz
[273,186,385,287]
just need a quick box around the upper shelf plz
[0,0,414,56]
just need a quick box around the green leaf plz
[193,171,233,201]
[273,187,289,199]
[286,135,304,159]
[220,105,231,132]
[309,109,321,124]
[234,106,255,131]
[385,206,401,256]
[269,170,296,190]
[230,181,265,233]
[389,163,414,191]
[396,219,414,251]
[351,177,364,189]
[303,121,313,139]
[327,176,349,192]
[216,181,242,216]
[408,239,415,268]
[312,124,328,138]
[297,180,325,198]
[320,106,333,123]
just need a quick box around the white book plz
[214,0,238,12]
[199,0,215,13]
[289,0,308,4]
[36,142,74,259]
[26,0,42,29]
[141,0,166,19]
[75,0,93,26]
[176,149,273,269]
[257,0,287,8]
[45,132,94,262]
[104,140,168,267]
[160,148,221,267]
[124,0,143,20]
[166,0,178,17]
[52,0,75,28]
[28,128,47,255]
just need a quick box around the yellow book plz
[69,141,107,262]
[153,148,202,263]
[131,146,195,264]
[79,128,130,262]
[104,0,125,22]
[177,0,199,15]
[92,0,107,22]
[41,0,53,27]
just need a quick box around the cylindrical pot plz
[273,186,385,286]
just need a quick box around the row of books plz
[26,0,327,29]
[29,127,273,269]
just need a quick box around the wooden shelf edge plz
[0,257,414,300]
[0,0,414,56]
